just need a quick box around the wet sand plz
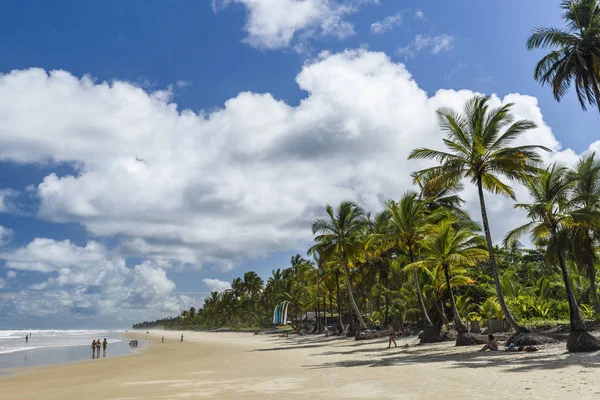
[2,330,600,399]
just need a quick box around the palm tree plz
[505,164,600,352]
[567,153,600,313]
[380,192,441,327]
[527,0,600,112]
[310,201,368,330]
[407,221,488,345]
[409,95,549,334]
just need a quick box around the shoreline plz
[2,329,600,399]
[0,332,145,375]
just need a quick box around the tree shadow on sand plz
[304,345,600,372]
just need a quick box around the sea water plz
[0,329,144,372]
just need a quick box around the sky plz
[0,0,599,329]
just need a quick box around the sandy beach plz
[2,330,600,399]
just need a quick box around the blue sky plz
[0,0,598,328]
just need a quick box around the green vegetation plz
[135,1,600,353]
[135,93,600,352]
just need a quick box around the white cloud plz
[414,10,424,19]
[0,238,191,320]
[0,277,5,289]
[398,34,455,58]
[202,278,232,293]
[213,0,376,50]
[0,189,18,213]
[370,11,402,34]
[0,226,13,246]
[0,49,591,278]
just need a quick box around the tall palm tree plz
[379,192,442,327]
[527,0,600,112]
[505,164,600,352]
[409,95,549,333]
[567,153,600,313]
[407,221,488,345]
[310,201,368,330]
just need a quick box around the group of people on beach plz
[91,338,108,358]
[478,335,539,353]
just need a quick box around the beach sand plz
[2,330,600,399]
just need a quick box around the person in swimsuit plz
[479,334,499,352]
[387,325,397,348]
[96,338,101,357]
[102,338,108,357]
[91,340,97,358]
[25,335,28,343]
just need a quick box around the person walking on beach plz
[96,338,101,357]
[25,335,28,343]
[162,336,164,343]
[91,340,97,358]
[180,334,184,342]
[324,326,329,337]
[102,338,108,357]
[387,325,397,348]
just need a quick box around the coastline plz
[0,331,144,374]
[2,329,600,399]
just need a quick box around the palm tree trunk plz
[335,271,343,328]
[586,261,600,315]
[476,176,522,332]
[342,260,367,329]
[443,264,468,333]
[410,251,433,327]
[556,244,586,331]
[323,295,328,328]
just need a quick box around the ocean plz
[0,329,145,372]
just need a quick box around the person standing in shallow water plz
[96,338,101,357]
[102,338,108,357]
[91,340,97,358]
[25,335,28,343]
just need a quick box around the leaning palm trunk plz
[413,270,433,327]
[555,245,600,352]
[342,260,367,330]
[477,178,522,332]
[444,264,487,346]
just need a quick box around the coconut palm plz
[368,192,442,327]
[409,95,549,334]
[527,0,600,112]
[567,153,600,313]
[406,221,488,345]
[505,164,600,352]
[310,201,368,330]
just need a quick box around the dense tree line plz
[136,93,600,352]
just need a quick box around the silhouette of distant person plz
[102,338,108,357]
[180,334,184,342]
[25,335,28,343]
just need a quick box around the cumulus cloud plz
[0,238,191,320]
[203,278,232,293]
[0,49,591,279]
[0,189,18,213]
[0,226,13,246]
[414,10,424,19]
[398,34,455,58]
[213,0,376,50]
[370,11,402,34]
